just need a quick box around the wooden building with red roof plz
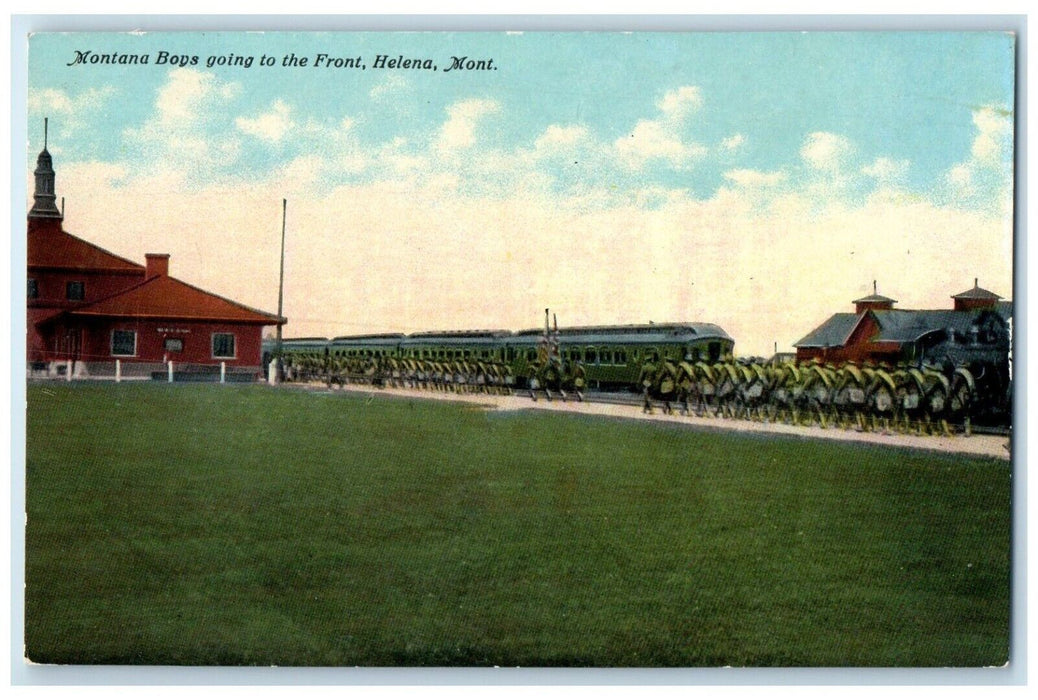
[793,280,1011,370]
[27,126,284,379]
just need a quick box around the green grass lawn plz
[24,382,1011,667]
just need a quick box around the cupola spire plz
[852,280,896,314]
[29,118,63,220]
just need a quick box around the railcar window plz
[616,349,627,364]
[600,349,612,365]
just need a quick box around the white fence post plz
[220,361,226,384]
[168,361,174,383]
[66,359,73,382]
[116,359,121,383]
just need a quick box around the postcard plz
[22,28,1015,672]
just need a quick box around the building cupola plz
[952,278,1002,311]
[852,280,897,314]
[29,118,63,221]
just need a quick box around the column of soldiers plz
[280,351,519,395]
[279,349,987,436]
[639,356,979,437]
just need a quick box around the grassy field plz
[24,382,1010,667]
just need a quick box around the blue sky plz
[26,31,1016,355]
[29,32,1014,198]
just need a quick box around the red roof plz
[65,273,284,325]
[28,220,145,273]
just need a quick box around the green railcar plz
[271,321,736,394]
[399,329,512,364]
[511,323,735,391]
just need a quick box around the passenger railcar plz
[267,320,735,392]
[400,330,513,364]
[521,323,735,390]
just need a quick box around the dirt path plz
[307,383,1012,461]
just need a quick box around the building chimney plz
[145,253,170,278]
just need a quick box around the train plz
[264,313,736,397]
[263,310,1011,435]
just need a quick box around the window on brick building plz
[212,333,236,359]
[66,281,84,301]
[111,330,137,357]
[28,279,38,299]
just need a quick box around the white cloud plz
[534,124,589,152]
[274,154,326,192]
[236,100,294,143]
[121,68,243,176]
[970,106,1012,165]
[153,68,240,128]
[612,85,707,172]
[946,164,973,190]
[614,119,706,171]
[657,86,703,123]
[28,86,118,149]
[943,105,1013,209]
[29,86,115,115]
[721,133,746,151]
[369,74,409,100]
[861,156,910,183]
[800,132,853,172]
[723,169,787,188]
[435,98,500,152]
[29,88,73,114]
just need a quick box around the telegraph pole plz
[275,198,287,381]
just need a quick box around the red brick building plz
[27,132,284,379]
